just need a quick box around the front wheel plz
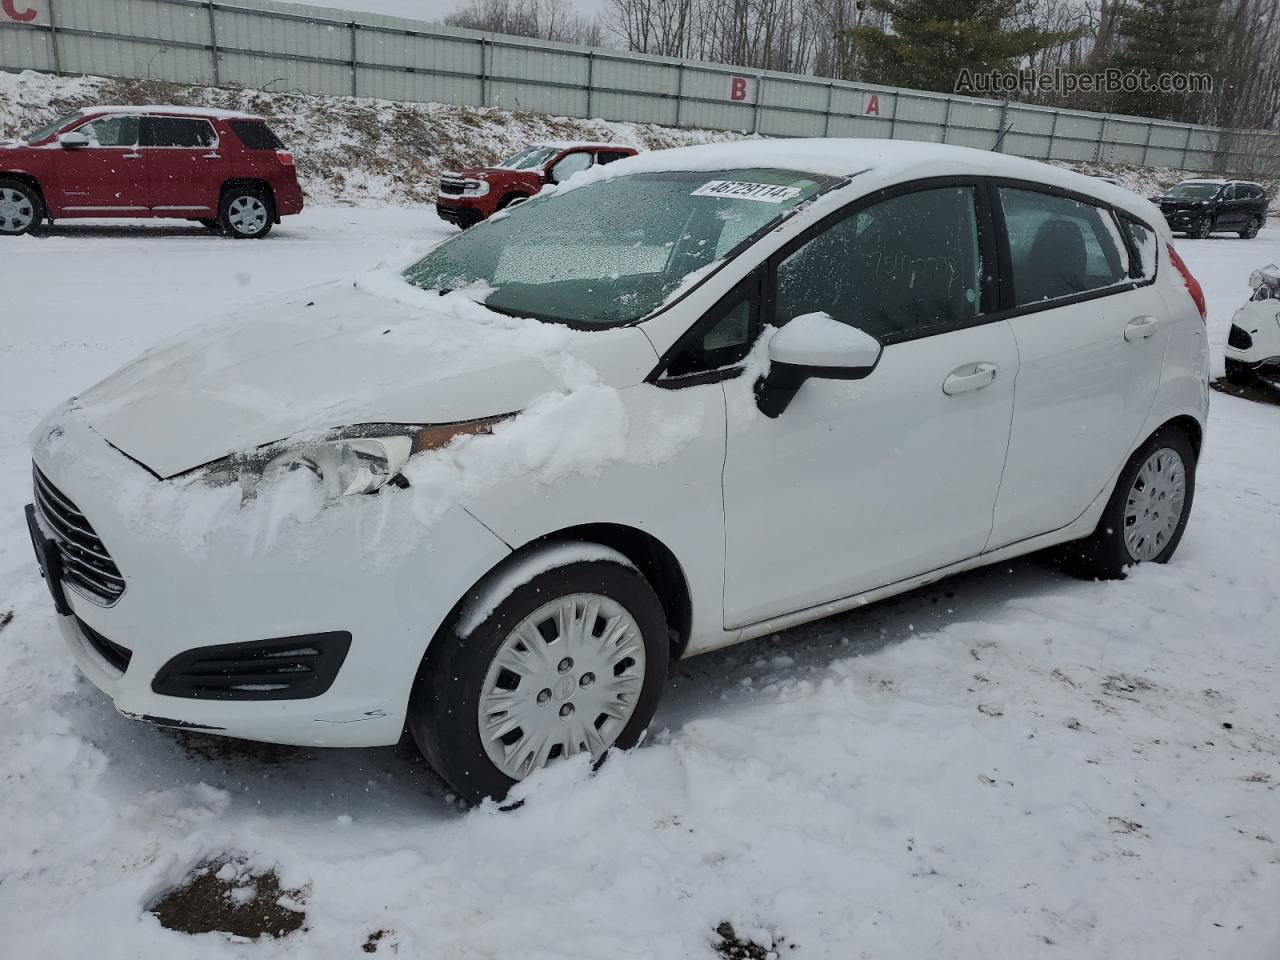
[1194,217,1213,239]
[1240,216,1261,239]
[409,551,670,803]
[218,188,274,239]
[1058,426,1196,579]
[0,178,43,237]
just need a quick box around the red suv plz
[0,105,304,238]
[436,141,637,228]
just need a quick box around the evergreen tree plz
[1110,0,1221,122]
[850,0,1081,94]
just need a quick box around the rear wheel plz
[409,552,669,804]
[1240,216,1262,239]
[0,179,42,237]
[218,187,274,239]
[1058,426,1196,579]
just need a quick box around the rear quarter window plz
[1120,217,1158,280]
[229,120,284,151]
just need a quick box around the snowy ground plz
[1,209,1279,958]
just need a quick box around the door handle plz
[202,153,221,160]
[942,362,999,396]
[122,153,141,159]
[1124,315,1161,342]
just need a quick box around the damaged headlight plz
[201,418,507,499]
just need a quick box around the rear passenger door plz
[140,116,223,216]
[988,184,1169,549]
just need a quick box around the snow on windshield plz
[403,169,834,326]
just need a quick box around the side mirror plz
[755,312,882,418]
[58,131,90,149]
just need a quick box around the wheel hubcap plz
[1123,447,1187,562]
[478,593,646,781]
[227,196,267,234]
[0,187,34,233]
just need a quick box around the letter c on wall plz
[2,0,39,22]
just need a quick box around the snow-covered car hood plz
[64,275,656,479]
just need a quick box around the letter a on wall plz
[865,94,880,116]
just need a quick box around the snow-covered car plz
[26,140,1210,803]
[1225,263,1280,387]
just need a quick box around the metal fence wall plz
[4,0,1278,172]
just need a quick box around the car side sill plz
[726,518,1094,649]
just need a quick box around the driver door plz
[48,114,149,214]
[721,182,1019,628]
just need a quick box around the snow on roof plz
[84,104,265,121]
[558,138,1162,223]
[1178,178,1228,185]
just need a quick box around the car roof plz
[1177,178,1228,185]
[83,105,265,121]
[560,138,1160,223]
[530,140,634,151]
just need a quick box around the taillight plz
[276,150,295,167]
[1167,243,1206,322]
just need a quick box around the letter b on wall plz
[729,76,749,102]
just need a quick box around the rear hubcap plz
[1123,448,1187,562]
[478,593,646,781]
[0,187,34,233]
[227,196,268,235]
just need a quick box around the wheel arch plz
[496,191,530,209]
[1156,414,1203,459]
[436,523,694,664]
[0,171,47,207]
[220,178,277,218]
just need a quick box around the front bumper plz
[435,200,485,228]
[28,405,510,747]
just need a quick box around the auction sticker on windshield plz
[691,180,803,203]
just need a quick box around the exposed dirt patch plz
[362,928,397,953]
[714,921,793,958]
[1211,377,1280,407]
[150,855,307,939]
[166,729,314,767]
[1101,674,1157,701]
[0,609,12,634]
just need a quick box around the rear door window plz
[228,120,284,150]
[998,188,1128,307]
[141,117,217,148]
[596,150,631,165]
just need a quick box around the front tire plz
[409,552,670,804]
[1194,217,1213,239]
[1058,426,1196,579]
[0,178,43,237]
[218,187,274,239]
[1225,357,1256,386]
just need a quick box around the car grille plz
[440,177,467,195]
[1228,324,1254,350]
[32,464,126,605]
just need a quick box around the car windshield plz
[499,146,559,170]
[22,111,82,143]
[1166,182,1222,199]
[403,168,838,327]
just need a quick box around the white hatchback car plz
[28,140,1209,802]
